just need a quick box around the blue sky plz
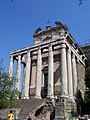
[0,0,90,71]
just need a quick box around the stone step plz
[18,98,45,120]
[0,98,46,120]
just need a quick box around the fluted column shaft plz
[35,47,42,98]
[23,51,31,99]
[61,43,68,96]
[67,48,73,97]
[16,54,21,91]
[72,54,77,95]
[8,55,13,78]
[47,44,54,98]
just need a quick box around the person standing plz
[27,115,32,120]
[41,116,45,120]
[14,114,19,120]
[7,110,14,120]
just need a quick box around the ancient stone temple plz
[8,21,86,119]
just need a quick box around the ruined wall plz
[77,61,85,99]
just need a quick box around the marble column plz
[72,53,77,95]
[21,64,26,99]
[61,43,68,96]
[23,51,31,99]
[16,54,21,91]
[35,47,42,98]
[67,48,73,97]
[8,55,13,78]
[47,44,54,98]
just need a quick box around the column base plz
[16,97,19,99]
[46,95,55,99]
[21,96,29,99]
[34,95,41,99]
[68,96,75,103]
[60,94,75,103]
[60,93,69,98]
[15,95,19,99]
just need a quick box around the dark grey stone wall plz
[77,61,85,99]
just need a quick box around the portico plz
[8,22,85,102]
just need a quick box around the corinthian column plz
[47,44,54,98]
[67,48,73,97]
[72,53,77,95]
[16,54,21,91]
[8,55,13,78]
[61,43,68,96]
[23,51,31,99]
[35,47,42,98]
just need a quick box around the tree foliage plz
[0,59,20,109]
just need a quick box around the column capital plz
[67,48,71,54]
[16,54,21,61]
[27,50,30,53]
[48,44,52,52]
[38,46,41,50]
[61,43,66,48]
[37,47,41,52]
[27,51,30,56]
[9,55,14,63]
[72,53,75,59]
[10,55,13,59]
[18,54,21,59]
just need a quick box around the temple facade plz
[8,22,86,118]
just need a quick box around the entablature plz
[10,37,85,66]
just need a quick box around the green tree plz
[0,59,20,109]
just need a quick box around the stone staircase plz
[0,98,46,120]
[18,98,45,120]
